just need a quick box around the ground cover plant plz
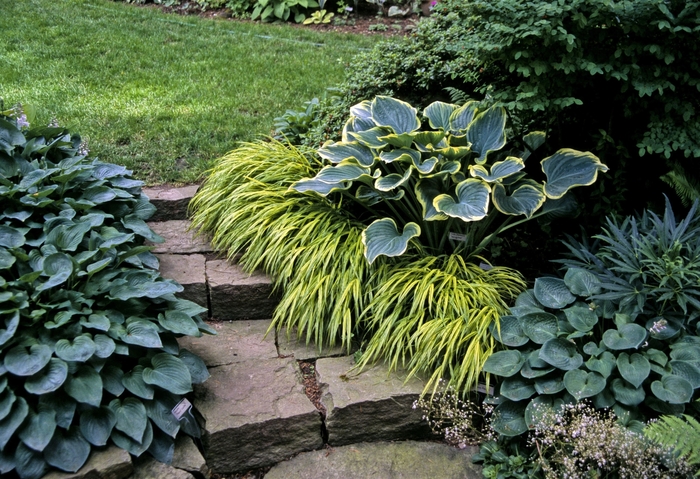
[0,0,379,184]
[190,95,606,393]
[0,109,213,478]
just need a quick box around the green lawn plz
[0,0,380,184]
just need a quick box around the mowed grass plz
[0,0,380,184]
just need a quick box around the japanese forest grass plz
[189,140,526,393]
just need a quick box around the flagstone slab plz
[172,436,210,479]
[276,327,351,361]
[206,259,278,320]
[42,446,133,479]
[143,185,199,222]
[148,220,213,254]
[156,253,208,308]
[317,356,433,446]
[263,441,482,479]
[195,357,324,473]
[178,320,278,367]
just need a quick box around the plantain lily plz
[292,95,609,263]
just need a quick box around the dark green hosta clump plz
[0,116,214,478]
[483,200,700,437]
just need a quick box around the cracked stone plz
[147,220,213,254]
[143,185,199,222]
[156,253,207,309]
[172,436,210,479]
[206,259,278,320]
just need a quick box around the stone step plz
[263,441,482,479]
[143,184,199,222]
[156,253,208,309]
[148,220,213,255]
[206,259,278,320]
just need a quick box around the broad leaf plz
[563,268,601,297]
[101,364,126,397]
[539,338,583,370]
[534,375,566,395]
[374,168,413,192]
[122,365,155,400]
[521,131,546,160]
[482,350,524,377]
[499,377,536,401]
[564,305,598,332]
[39,253,74,290]
[178,349,210,385]
[93,334,116,359]
[542,149,609,199]
[348,127,392,149]
[370,96,420,135]
[585,351,616,378]
[602,323,647,350]
[362,218,420,264]
[142,354,192,395]
[313,161,371,184]
[491,400,528,436]
[148,428,175,465]
[651,375,693,404]
[415,178,448,221]
[24,358,68,395]
[563,370,606,401]
[533,277,575,309]
[0,311,20,347]
[291,178,349,196]
[492,183,545,218]
[470,157,524,183]
[466,106,506,163]
[0,225,25,248]
[490,315,529,347]
[145,395,180,438]
[519,311,558,344]
[158,310,199,336]
[616,353,650,388]
[378,148,421,165]
[670,360,700,388]
[0,397,28,450]
[55,335,96,362]
[423,101,458,130]
[110,397,148,443]
[317,142,375,167]
[121,321,163,349]
[80,407,117,446]
[19,410,56,452]
[64,366,103,407]
[111,420,153,457]
[44,428,90,473]
[4,343,52,376]
[433,179,490,222]
[611,378,645,406]
[448,101,479,133]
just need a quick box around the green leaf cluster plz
[645,407,700,475]
[0,116,212,478]
[293,96,607,263]
[251,0,319,23]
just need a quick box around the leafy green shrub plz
[645,406,700,475]
[252,0,319,22]
[273,97,322,145]
[0,114,213,478]
[483,199,700,439]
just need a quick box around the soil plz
[141,1,424,37]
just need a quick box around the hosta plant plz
[292,96,609,263]
[0,114,213,478]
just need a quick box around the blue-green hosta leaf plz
[44,428,90,473]
[109,176,143,189]
[563,268,601,297]
[434,179,490,222]
[0,117,26,150]
[541,193,578,219]
[514,289,545,311]
[313,161,372,184]
[645,348,668,367]
[362,219,420,264]
[24,358,68,395]
[490,315,529,347]
[122,365,155,400]
[0,225,25,248]
[520,311,558,344]
[131,197,157,221]
[412,131,446,149]
[80,186,117,205]
[291,178,349,196]
[348,127,392,149]
[423,101,458,130]
[616,352,650,389]
[92,162,128,179]
[350,100,372,121]
[80,406,117,446]
[38,393,76,429]
[602,323,647,350]
[101,364,125,397]
[533,277,576,309]
[148,428,175,465]
[415,178,449,221]
[374,168,413,192]
[378,132,416,149]
[563,370,606,401]
[524,396,566,429]
[651,375,693,404]
[0,397,28,449]
[121,321,163,349]
[145,395,180,438]
[159,310,200,336]
[317,142,375,167]
[110,397,148,443]
[564,305,598,332]
[611,378,645,406]
[539,338,583,370]
[586,351,617,378]
[520,131,547,161]
[425,160,461,179]
[470,157,525,183]
[355,185,403,206]
[111,420,153,457]
[670,360,700,388]
[39,253,74,291]
[0,247,16,270]
[379,148,420,165]
[178,349,210,385]
[432,145,472,161]
[80,314,111,332]
[492,183,546,218]
[520,351,555,378]
[448,101,479,133]
[466,106,506,163]
[491,400,528,436]
[646,397,686,416]
[45,223,91,252]
[4,343,52,376]
[109,279,182,301]
[411,155,439,175]
[55,335,96,362]
[541,149,609,199]
[482,350,524,377]
[592,389,616,409]
[65,366,103,407]
[14,442,47,479]
[122,216,163,243]
[534,375,566,395]
[0,311,19,347]
[98,229,134,249]
[499,377,536,401]
[370,96,420,134]
[142,354,192,395]
[19,410,56,452]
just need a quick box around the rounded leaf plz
[362,218,421,264]
[110,397,148,443]
[499,377,536,401]
[158,311,199,337]
[178,349,210,385]
[145,395,180,438]
[520,312,558,344]
[80,407,117,446]
[93,334,116,359]
[563,370,606,401]
[423,101,458,130]
[520,351,555,379]
[491,183,545,219]
[541,149,609,199]
[14,443,47,479]
[602,323,647,350]
[585,351,616,378]
[533,277,575,309]
[670,360,700,388]
[563,268,601,297]
[44,428,90,473]
[482,350,525,377]
[611,378,645,406]
[19,410,56,452]
[370,96,420,135]
[616,353,650,389]
[317,141,375,167]
[55,335,96,362]
[0,225,25,248]
[122,322,163,349]
[563,305,598,333]
[466,106,507,163]
[4,343,52,377]
[111,420,153,457]
[24,358,68,395]
[534,374,566,395]
[433,179,490,222]
[490,316,529,347]
[64,366,103,407]
[142,354,192,395]
[0,397,28,450]
[539,338,583,371]
[491,400,528,436]
[651,375,693,404]
[122,365,155,400]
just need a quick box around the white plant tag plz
[172,398,192,420]
[448,232,467,242]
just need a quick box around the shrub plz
[0,111,213,478]
[645,406,700,475]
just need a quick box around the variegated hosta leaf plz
[341,116,376,142]
[362,218,421,264]
[411,155,439,175]
[415,178,449,221]
[370,96,421,135]
[449,101,479,133]
[378,132,415,148]
[379,148,420,164]
[350,100,373,121]
[313,161,371,184]
[413,131,446,149]
[432,146,472,161]
[492,183,546,218]
[434,179,491,222]
[374,167,413,192]
[466,106,507,164]
[541,193,578,218]
[317,142,375,167]
[541,149,609,199]
[423,101,459,130]
[291,178,349,196]
[469,157,525,182]
[348,127,392,149]
[424,160,461,178]
[356,185,404,205]
[522,131,546,160]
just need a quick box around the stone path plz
[52,185,481,479]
